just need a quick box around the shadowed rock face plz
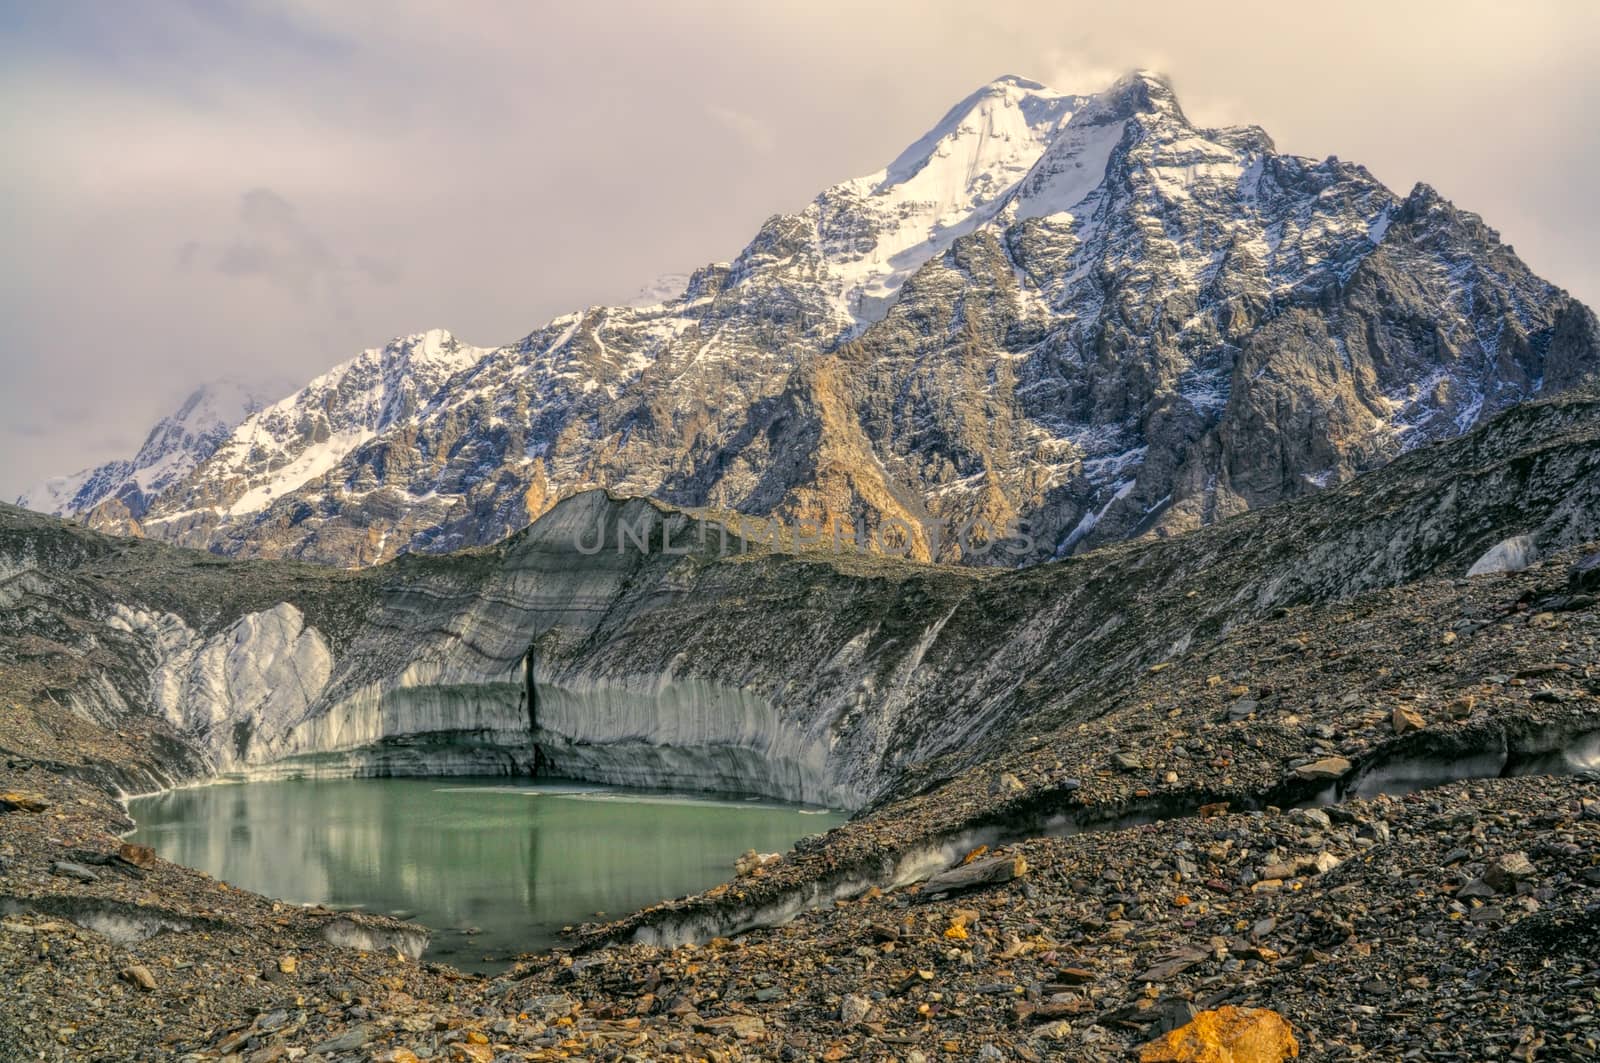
[26,74,1599,568]
[4,389,1598,808]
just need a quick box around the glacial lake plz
[126,777,844,972]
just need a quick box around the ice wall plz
[533,669,852,807]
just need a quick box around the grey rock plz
[1226,699,1259,721]
[51,861,99,884]
[1482,851,1535,893]
[525,994,573,1021]
[309,1025,369,1054]
[1287,808,1332,831]
[1467,535,1540,577]
[840,993,873,1025]
[1150,998,1202,1036]
[1571,551,1600,592]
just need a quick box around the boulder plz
[0,792,49,813]
[1482,851,1535,893]
[120,965,157,991]
[1392,706,1426,735]
[1466,535,1539,577]
[923,852,1027,894]
[1139,1005,1300,1062]
[117,843,157,870]
[1292,757,1352,782]
[1570,550,1600,592]
[840,993,873,1025]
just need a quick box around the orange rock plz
[1138,1006,1299,1063]
[372,1050,421,1063]
[1392,705,1426,735]
[0,792,48,813]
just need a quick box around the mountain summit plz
[24,71,1599,565]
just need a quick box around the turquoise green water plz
[126,778,843,972]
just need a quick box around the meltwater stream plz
[125,778,844,973]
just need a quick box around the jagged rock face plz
[5,390,1599,807]
[25,73,1596,567]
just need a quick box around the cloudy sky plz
[5,1,1598,498]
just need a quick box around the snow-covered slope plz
[134,328,492,565]
[806,74,1083,320]
[17,381,267,524]
[40,71,1600,566]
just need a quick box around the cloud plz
[178,187,397,310]
[705,103,777,155]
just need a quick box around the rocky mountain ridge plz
[3,387,1598,1060]
[4,387,1598,810]
[18,381,268,534]
[22,71,1600,566]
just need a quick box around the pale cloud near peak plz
[1040,50,1139,100]
[704,104,779,155]
[177,188,399,312]
[3,1,1599,498]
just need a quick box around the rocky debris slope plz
[27,72,1598,566]
[589,530,1599,953]
[1,404,1598,1057]
[3,389,1599,810]
[4,752,1597,1058]
[0,772,448,1062]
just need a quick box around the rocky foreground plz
[4,388,1600,1060]
[3,768,1598,1061]
[4,544,1599,1060]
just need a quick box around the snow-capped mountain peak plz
[150,328,492,525]
[804,74,1088,320]
[874,74,1078,192]
[26,70,1599,567]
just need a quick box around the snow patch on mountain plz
[153,329,491,524]
[17,380,269,518]
[809,74,1086,320]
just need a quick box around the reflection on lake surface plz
[126,777,844,971]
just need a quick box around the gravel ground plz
[2,551,1596,1060]
[5,768,1598,1061]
